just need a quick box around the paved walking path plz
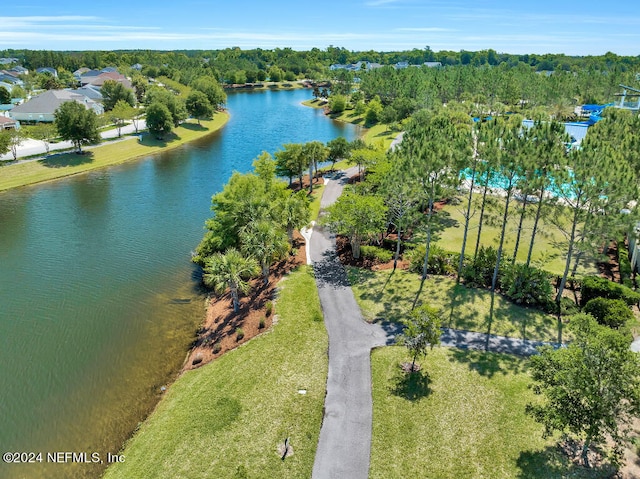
[0,119,147,161]
[308,166,562,478]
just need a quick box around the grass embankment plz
[103,266,327,479]
[370,347,606,478]
[301,99,398,149]
[0,113,229,192]
[435,194,597,278]
[348,268,561,343]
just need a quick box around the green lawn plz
[309,183,325,221]
[103,266,327,479]
[0,113,229,191]
[348,268,563,343]
[370,347,612,479]
[434,194,597,278]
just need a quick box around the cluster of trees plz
[193,153,311,311]
[323,106,640,313]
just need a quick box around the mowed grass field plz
[0,114,228,192]
[348,268,563,343]
[103,266,327,479]
[434,193,598,278]
[370,347,609,479]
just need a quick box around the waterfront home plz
[9,89,104,123]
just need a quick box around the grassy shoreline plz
[103,266,328,479]
[0,112,229,192]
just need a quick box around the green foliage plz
[235,328,245,341]
[618,239,633,286]
[145,86,187,126]
[185,90,213,124]
[559,297,579,316]
[101,79,135,111]
[0,86,10,104]
[258,318,266,329]
[145,102,173,139]
[10,85,25,100]
[580,276,640,307]
[500,263,553,309]
[265,301,273,317]
[462,246,500,288]
[527,314,640,468]
[0,130,10,156]
[360,245,393,263]
[407,244,459,276]
[191,76,226,109]
[396,304,442,371]
[364,96,383,126]
[323,190,388,259]
[203,248,259,312]
[326,136,351,168]
[109,99,136,137]
[583,297,633,329]
[54,101,100,153]
[328,94,347,113]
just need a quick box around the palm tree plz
[279,191,310,244]
[203,249,259,312]
[240,221,289,285]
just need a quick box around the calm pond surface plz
[0,89,360,479]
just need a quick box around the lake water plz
[0,89,360,479]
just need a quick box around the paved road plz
[311,167,394,479]
[0,119,147,161]
[309,166,563,478]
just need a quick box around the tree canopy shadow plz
[515,444,615,479]
[41,151,95,168]
[313,249,351,288]
[181,122,208,131]
[448,348,527,378]
[390,368,432,401]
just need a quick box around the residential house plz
[80,71,132,90]
[9,89,104,123]
[74,85,103,102]
[36,67,58,78]
[131,63,143,71]
[0,73,24,87]
[8,66,28,75]
[0,116,18,130]
[423,62,442,68]
[0,58,19,65]
[395,61,410,69]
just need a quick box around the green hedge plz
[580,276,640,307]
[361,245,393,263]
[583,297,634,329]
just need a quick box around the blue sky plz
[2,0,639,55]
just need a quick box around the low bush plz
[461,246,501,288]
[212,341,222,354]
[265,301,273,317]
[361,245,393,263]
[258,317,266,329]
[235,328,245,341]
[559,297,580,316]
[618,238,633,284]
[583,297,634,329]
[580,276,640,307]
[500,263,553,309]
[407,244,460,276]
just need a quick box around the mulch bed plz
[183,232,307,372]
[335,235,410,271]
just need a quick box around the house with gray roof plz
[8,66,28,75]
[74,85,103,102]
[36,67,58,77]
[9,90,103,123]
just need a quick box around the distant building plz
[9,89,104,123]
[36,67,58,78]
[423,62,442,68]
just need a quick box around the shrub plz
[580,276,640,307]
[258,317,266,329]
[618,239,633,284]
[328,94,347,113]
[406,244,460,276]
[559,297,580,316]
[583,297,634,329]
[361,245,393,263]
[212,341,222,354]
[235,327,245,341]
[265,301,273,317]
[500,263,553,309]
[462,246,499,288]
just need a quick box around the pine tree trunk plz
[474,177,491,260]
[526,188,545,267]
[512,196,528,264]
[556,195,582,304]
[491,181,514,292]
[394,225,401,271]
[458,156,477,282]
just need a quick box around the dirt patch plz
[289,173,325,192]
[182,232,307,372]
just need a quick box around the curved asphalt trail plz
[309,166,563,478]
